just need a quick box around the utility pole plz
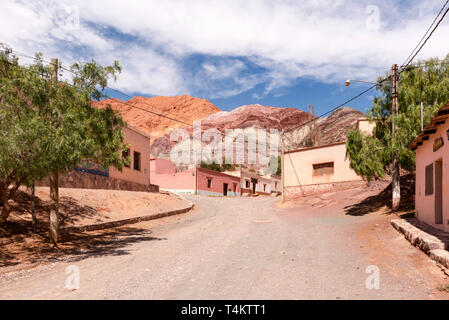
[49,58,60,245]
[281,130,285,203]
[391,64,401,211]
[420,101,424,131]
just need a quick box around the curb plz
[61,193,195,233]
[391,218,449,270]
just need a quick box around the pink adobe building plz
[109,124,152,185]
[150,158,241,196]
[410,102,449,232]
[38,124,156,192]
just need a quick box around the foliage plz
[264,156,281,176]
[346,55,449,181]
[0,45,127,224]
[200,160,236,172]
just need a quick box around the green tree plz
[0,47,128,244]
[200,159,236,172]
[346,55,449,208]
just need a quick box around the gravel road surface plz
[1,189,448,300]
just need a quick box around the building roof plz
[284,142,346,155]
[125,123,152,140]
[409,101,449,150]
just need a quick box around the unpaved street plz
[1,188,448,300]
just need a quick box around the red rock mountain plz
[150,104,312,156]
[93,95,365,162]
[91,95,220,140]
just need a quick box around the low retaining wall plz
[392,218,449,270]
[284,180,366,200]
[37,170,159,193]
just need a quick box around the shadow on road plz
[344,174,415,216]
[1,196,165,268]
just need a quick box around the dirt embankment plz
[0,187,190,271]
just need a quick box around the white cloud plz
[1,0,449,99]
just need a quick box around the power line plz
[400,0,449,69]
[0,48,192,126]
[0,56,191,126]
[283,77,388,137]
[400,1,449,71]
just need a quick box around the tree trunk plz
[392,156,401,211]
[49,171,59,244]
[0,180,20,226]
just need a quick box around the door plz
[435,160,443,225]
[223,183,228,197]
[251,178,258,194]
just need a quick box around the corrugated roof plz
[409,101,449,150]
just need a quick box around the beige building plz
[409,102,449,232]
[261,174,282,194]
[282,118,374,200]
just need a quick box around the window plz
[425,163,434,196]
[233,183,237,192]
[122,149,130,168]
[263,184,267,192]
[207,178,212,188]
[133,151,141,171]
[245,180,250,188]
[313,162,334,177]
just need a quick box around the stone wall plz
[284,180,366,201]
[37,170,159,193]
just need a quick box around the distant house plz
[409,102,449,232]
[150,158,241,197]
[224,170,277,196]
[261,174,282,195]
[282,118,375,200]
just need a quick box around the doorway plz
[251,178,258,194]
[435,160,443,225]
[223,183,228,197]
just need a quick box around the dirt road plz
[1,188,448,300]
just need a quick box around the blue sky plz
[1,0,448,115]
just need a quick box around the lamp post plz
[345,79,380,87]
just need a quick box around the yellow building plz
[282,118,374,200]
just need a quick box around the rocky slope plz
[150,104,312,157]
[92,95,220,140]
[94,94,365,169]
[282,107,365,151]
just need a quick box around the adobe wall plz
[197,168,241,197]
[37,170,159,193]
[109,126,152,186]
[415,122,449,232]
[284,143,362,187]
[150,169,196,194]
[284,180,366,201]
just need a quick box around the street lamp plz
[345,79,379,87]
